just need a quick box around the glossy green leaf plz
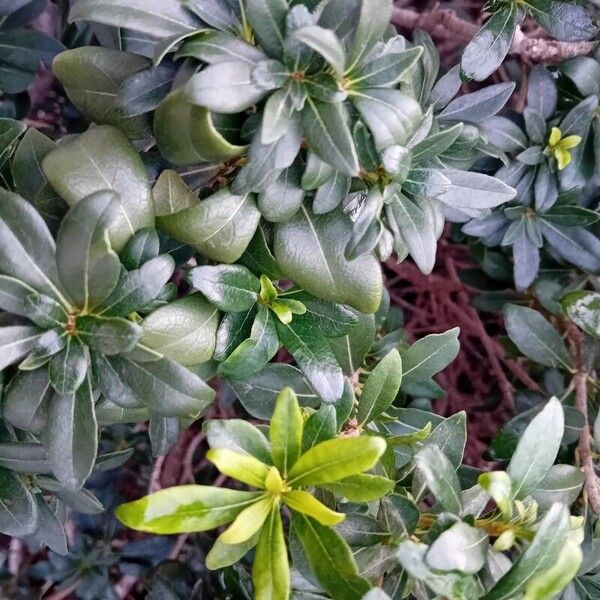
[275,206,382,314]
[253,505,290,600]
[152,169,198,217]
[0,468,38,537]
[116,485,262,533]
[141,294,219,365]
[276,317,344,404]
[504,305,572,370]
[207,448,270,488]
[3,368,51,433]
[42,126,154,252]
[507,397,564,499]
[48,336,89,395]
[157,187,260,263]
[414,444,462,513]
[46,375,98,489]
[287,436,386,486]
[270,387,303,476]
[204,419,272,464]
[52,47,150,139]
[69,0,200,37]
[188,264,260,312]
[246,0,288,58]
[11,128,55,202]
[321,473,395,502]
[357,349,402,425]
[425,522,488,574]
[292,513,371,600]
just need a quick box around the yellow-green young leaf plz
[270,388,303,476]
[357,348,402,425]
[253,506,290,600]
[319,473,395,502]
[206,532,260,571]
[478,471,512,518]
[115,485,262,533]
[282,490,345,526]
[206,448,270,488]
[523,540,582,600]
[219,496,274,545]
[287,437,386,487]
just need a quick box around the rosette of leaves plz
[116,387,391,600]
[461,0,596,82]
[0,0,65,118]
[464,190,600,291]
[484,66,597,205]
[0,124,224,495]
[55,2,519,276]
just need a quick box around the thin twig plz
[392,7,596,64]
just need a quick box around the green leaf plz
[3,369,51,433]
[55,191,121,311]
[52,48,150,139]
[141,294,219,365]
[276,317,344,404]
[400,328,460,394]
[77,315,143,355]
[0,443,51,474]
[96,255,175,318]
[116,485,262,533]
[504,305,572,370]
[253,506,290,600]
[283,489,345,525]
[218,305,280,379]
[207,448,270,488]
[46,375,98,489]
[301,99,359,176]
[507,397,564,499]
[438,82,515,124]
[206,533,259,571]
[42,126,154,252]
[396,541,483,599]
[293,26,346,75]
[188,264,260,312]
[105,355,215,417]
[220,495,273,544]
[461,5,518,81]
[117,62,176,117]
[351,47,423,89]
[321,473,395,502]
[186,60,268,113]
[0,189,64,303]
[19,329,66,371]
[561,291,600,338]
[414,444,462,514]
[0,468,38,537]
[531,464,583,511]
[177,30,264,64]
[152,169,198,217]
[270,387,303,477]
[157,187,260,263]
[425,522,488,574]
[523,540,582,600]
[287,436,386,486]
[246,0,288,58]
[292,513,371,600]
[275,206,382,314]
[154,88,247,166]
[69,0,200,37]
[485,503,571,600]
[302,405,336,451]
[352,88,422,151]
[522,0,595,41]
[357,349,402,425]
[48,336,89,395]
[347,0,393,69]
[12,128,55,202]
[230,363,320,420]
[0,324,42,370]
[204,419,272,465]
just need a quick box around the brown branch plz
[392,7,596,64]
[574,369,600,514]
